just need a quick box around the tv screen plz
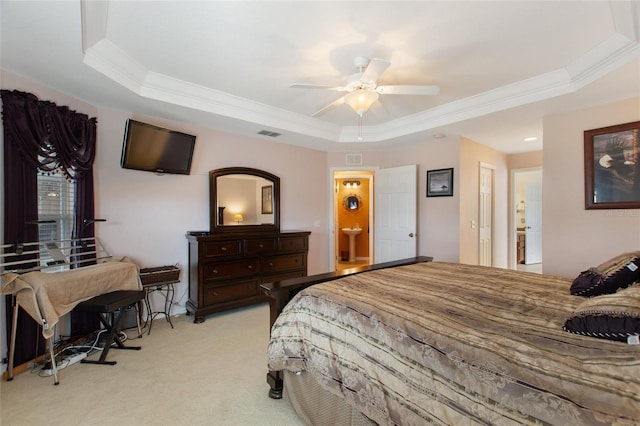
[120,119,196,175]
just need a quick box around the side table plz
[142,280,178,334]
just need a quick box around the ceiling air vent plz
[346,153,363,166]
[257,130,281,137]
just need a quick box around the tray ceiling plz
[2,1,639,153]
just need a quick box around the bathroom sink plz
[341,228,362,262]
[342,227,362,236]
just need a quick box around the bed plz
[265,259,640,425]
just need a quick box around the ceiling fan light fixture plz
[344,89,379,116]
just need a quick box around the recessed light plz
[524,137,537,142]
[433,133,446,139]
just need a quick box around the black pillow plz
[570,252,640,297]
[564,284,640,342]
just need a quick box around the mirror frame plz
[209,167,280,233]
[343,194,362,212]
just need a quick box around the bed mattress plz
[268,262,640,425]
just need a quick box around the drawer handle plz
[247,265,253,269]
[213,291,218,296]
[258,244,264,248]
[212,269,218,274]
[268,262,273,267]
[221,247,227,251]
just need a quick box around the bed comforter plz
[267,262,640,425]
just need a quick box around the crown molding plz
[81,0,640,145]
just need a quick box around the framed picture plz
[584,120,640,209]
[427,168,454,197]
[261,185,273,214]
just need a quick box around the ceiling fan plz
[291,56,440,117]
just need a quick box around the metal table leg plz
[142,281,177,335]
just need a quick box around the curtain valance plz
[1,89,97,180]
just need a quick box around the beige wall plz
[328,138,462,263]
[94,106,330,281]
[328,136,510,266]
[543,96,640,277]
[1,70,331,322]
[509,151,543,170]
[5,67,638,368]
[4,66,638,309]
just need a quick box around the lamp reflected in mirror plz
[234,214,244,224]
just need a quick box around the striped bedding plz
[267,262,640,425]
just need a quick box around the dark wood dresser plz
[185,230,310,323]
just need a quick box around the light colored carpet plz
[0,303,304,426]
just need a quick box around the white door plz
[525,182,542,264]
[479,165,493,266]
[374,165,417,263]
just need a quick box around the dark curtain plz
[1,90,98,365]
[3,123,42,364]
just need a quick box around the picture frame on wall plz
[427,168,454,197]
[584,120,640,209]
[261,185,273,214]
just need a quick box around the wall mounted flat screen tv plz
[121,119,196,175]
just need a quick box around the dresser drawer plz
[262,270,306,286]
[186,230,310,323]
[279,236,307,252]
[203,259,259,281]
[245,238,277,255]
[263,254,305,273]
[204,280,259,304]
[202,240,242,258]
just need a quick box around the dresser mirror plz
[210,167,280,232]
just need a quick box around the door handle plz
[409,233,414,238]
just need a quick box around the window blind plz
[37,172,76,243]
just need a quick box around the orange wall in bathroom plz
[337,179,370,259]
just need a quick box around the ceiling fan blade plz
[290,83,348,91]
[376,85,440,95]
[311,96,345,117]
[361,58,391,83]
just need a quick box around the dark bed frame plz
[261,256,433,399]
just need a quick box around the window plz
[37,172,75,243]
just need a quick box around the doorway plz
[334,170,374,271]
[331,165,418,272]
[513,168,543,272]
[479,163,494,266]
